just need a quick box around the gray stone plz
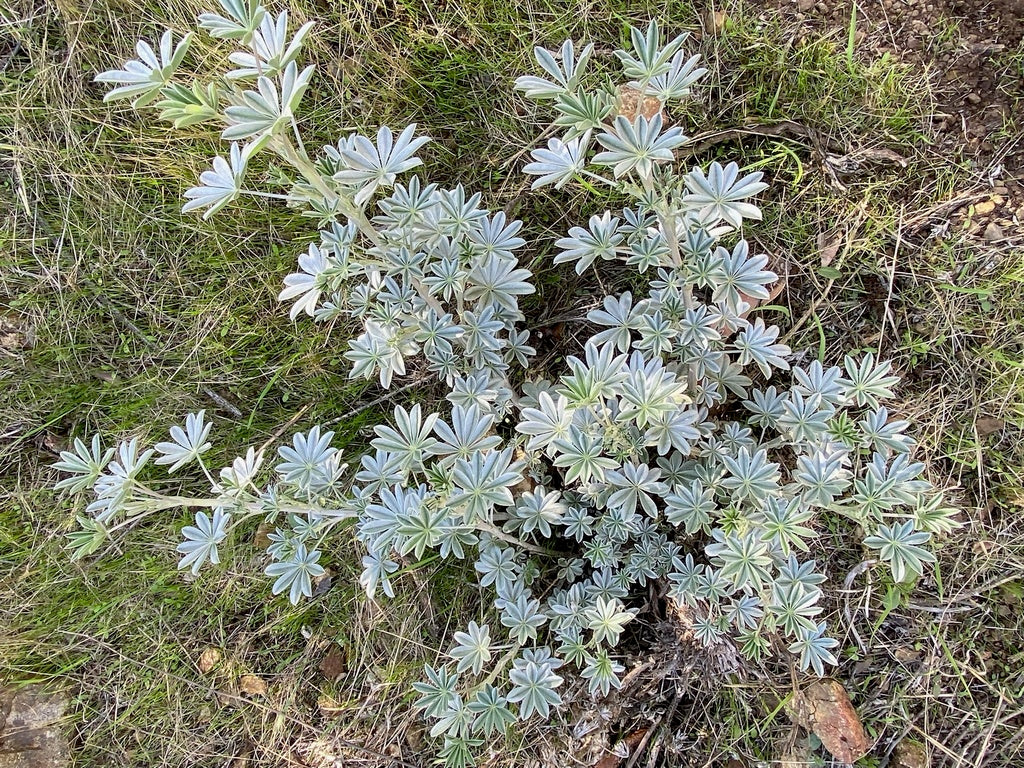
[0,687,69,768]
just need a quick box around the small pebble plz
[984,222,1004,242]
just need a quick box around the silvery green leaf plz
[792,360,847,408]
[581,648,624,696]
[584,596,634,645]
[552,428,618,485]
[779,389,835,444]
[182,142,249,219]
[684,162,768,228]
[665,479,715,533]
[912,493,961,534]
[838,353,901,409]
[53,434,114,493]
[768,581,822,636]
[334,124,430,206]
[359,551,398,599]
[176,507,230,575]
[412,664,459,718]
[514,39,594,100]
[154,410,213,473]
[553,92,612,137]
[275,425,336,490]
[198,0,266,42]
[588,292,645,352]
[743,385,788,429]
[90,438,154,523]
[794,448,852,507]
[96,30,193,107]
[513,487,565,537]
[733,317,791,378]
[593,114,687,178]
[707,529,773,592]
[507,660,562,719]
[65,516,107,561]
[227,11,314,78]
[371,403,440,472]
[500,593,547,643]
[265,542,325,603]
[155,81,219,128]
[757,497,815,554]
[864,520,935,583]
[605,463,667,518]
[468,685,516,736]
[554,211,624,275]
[614,21,687,80]
[789,622,839,676]
[859,406,914,454]
[523,135,587,189]
[464,255,534,313]
[475,544,519,593]
[278,243,328,319]
[449,621,492,675]
[222,62,313,148]
[639,48,707,101]
[708,240,776,312]
[216,446,264,495]
[450,448,522,522]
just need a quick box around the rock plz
[974,199,997,215]
[892,738,929,768]
[0,686,69,768]
[788,679,871,764]
[966,92,982,105]
[797,0,815,11]
[983,222,1004,242]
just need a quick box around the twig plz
[325,377,433,426]
[628,689,682,768]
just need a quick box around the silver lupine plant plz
[56,5,958,764]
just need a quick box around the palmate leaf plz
[176,507,230,575]
[222,62,313,150]
[789,622,839,675]
[593,114,687,178]
[226,10,314,78]
[264,542,325,603]
[523,135,587,189]
[468,685,516,736]
[154,410,213,473]
[334,124,430,205]
[614,20,687,81]
[683,162,768,228]
[450,448,522,522]
[155,81,219,128]
[581,648,625,696]
[864,520,936,583]
[53,434,114,494]
[507,660,562,719]
[514,39,594,100]
[413,664,460,718]
[706,529,773,592]
[198,0,267,42]
[554,211,624,275]
[96,30,193,107]
[449,621,492,675]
